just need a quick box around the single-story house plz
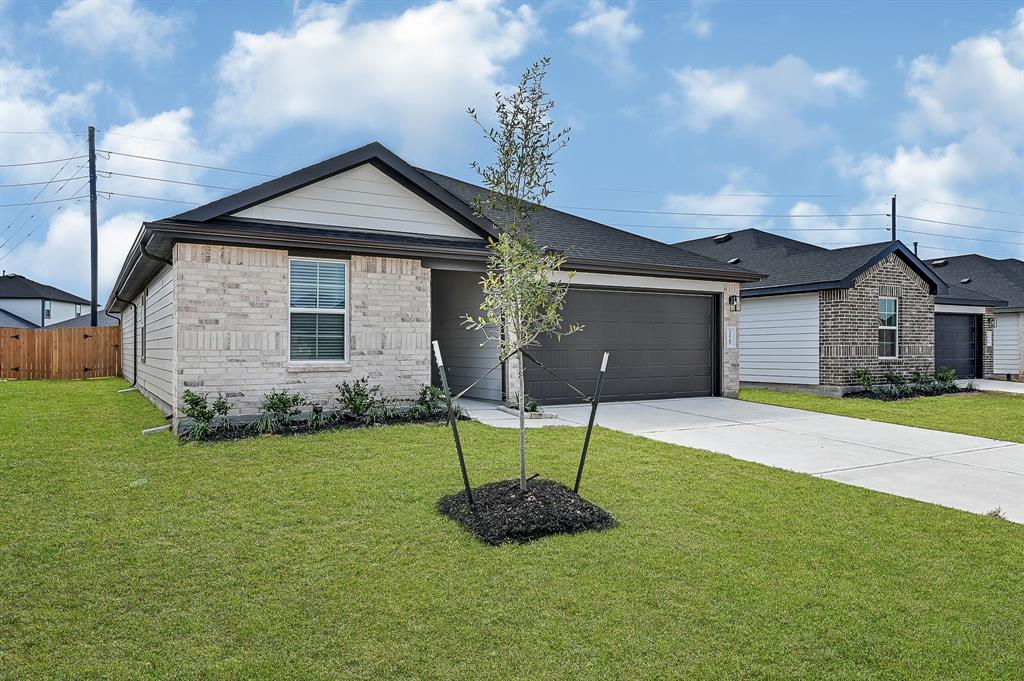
[105,142,762,422]
[674,229,1005,393]
[0,273,91,327]
[47,310,120,329]
[926,254,1024,381]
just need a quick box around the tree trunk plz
[518,350,527,491]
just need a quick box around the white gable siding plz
[231,163,481,239]
[993,312,1021,375]
[739,293,820,385]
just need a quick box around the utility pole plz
[88,125,98,326]
[891,195,897,242]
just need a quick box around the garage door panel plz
[935,313,978,379]
[525,289,716,405]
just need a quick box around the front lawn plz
[742,388,1024,443]
[2,379,1022,678]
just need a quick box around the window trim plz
[43,299,51,320]
[75,303,82,317]
[878,296,898,359]
[287,256,349,364]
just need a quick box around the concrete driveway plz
[462,397,1023,523]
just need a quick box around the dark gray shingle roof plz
[0,307,38,328]
[48,311,120,328]
[0,274,89,304]
[422,170,760,280]
[927,255,1024,308]
[676,229,902,291]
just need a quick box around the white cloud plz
[662,55,866,150]
[2,208,144,302]
[211,0,536,157]
[835,10,1024,258]
[0,61,97,180]
[660,172,773,242]
[569,1,642,81]
[49,0,184,64]
[684,0,713,38]
[97,107,222,206]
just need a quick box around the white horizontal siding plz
[135,266,175,411]
[739,293,820,385]
[232,164,482,240]
[993,312,1021,374]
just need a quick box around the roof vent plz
[931,259,948,266]
[712,233,732,243]
[960,277,972,284]
[728,257,741,264]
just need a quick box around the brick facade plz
[981,312,995,378]
[173,243,430,418]
[819,254,935,387]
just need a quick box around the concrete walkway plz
[460,397,1023,523]
[959,378,1024,395]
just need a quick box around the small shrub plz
[252,389,306,434]
[180,389,233,441]
[406,385,449,420]
[306,403,336,430]
[512,392,541,413]
[884,371,905,386]
[336,378,392,426]
[934,367,958,390]
[872,383,914,400]
[852,368,875,392]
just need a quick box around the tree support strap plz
[519,348,592,402]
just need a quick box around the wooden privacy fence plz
[0,326,120,379]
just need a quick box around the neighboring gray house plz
[926,255,1024,381]
[675,229,1004,393]
[105,142,762,420]
[0,273,90,328]
[47,310,120,329]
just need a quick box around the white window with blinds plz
[289,258,348,362]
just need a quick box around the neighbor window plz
[878,297,898,358]
[75,304,82,317]
[289,259,347,361]
[44,300,51,320]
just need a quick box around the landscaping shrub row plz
[179,378,463,442]
[847,367,974,401]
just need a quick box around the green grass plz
[741,388,1024,444]
[2,379,1022,679]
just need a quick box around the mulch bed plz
[844,385,976,401]
[181,412,466,443]
[437,479,617,546]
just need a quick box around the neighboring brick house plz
[676,229,1004,394]
[105,142,762,424]
[926,254,1024,381]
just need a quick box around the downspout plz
[114,294,138,387]
[140,240,173,267]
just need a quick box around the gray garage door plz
[524,288,717,405]
[935,313,979,378]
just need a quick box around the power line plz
[552,204,887,219]
[0,181,91,258]
[99,149,276,177]
[0,175,89,188]
[613,223,887,232]
[0,195,90,208]
[907,196,1024,217]
[3,146,85,234]
[0,130,83,137]
[0,155,87,168]
[896,214,1022,234]
[99,170,241,192]
[899,227,1023,246]
[99,191,201,205]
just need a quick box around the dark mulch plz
[181,412,466,443]
[437,479,617,546]
[844,385,976,401]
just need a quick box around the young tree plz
[464,58,580,491]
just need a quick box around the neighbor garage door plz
[524,288,716,405]
[935,313,978,378]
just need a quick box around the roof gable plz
[172,142,495,240]
[230,163,482,240]
[928,254,1024,308]
[0,274,89,304]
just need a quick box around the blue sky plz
[1,0,1021,300]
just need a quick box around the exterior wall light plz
[728,295,741,312]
